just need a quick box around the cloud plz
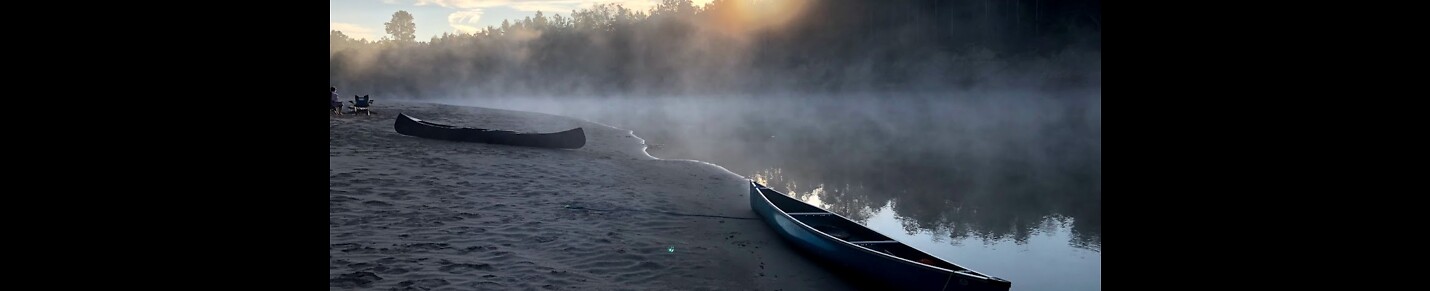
[415,0,499,10]
[409,0,715,13]
[331,22,380,41]
[508,1,583,12]
[448,9,485,34]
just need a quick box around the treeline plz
[330,0,1101,98]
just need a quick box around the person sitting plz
[330,86,343,115]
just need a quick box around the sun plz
[708,0,811,34]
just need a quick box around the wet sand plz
[329,101,856,290]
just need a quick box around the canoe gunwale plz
[750,180,1004,282]
[394,113,586,149]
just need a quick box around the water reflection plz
[754,168,878,224]
[753,165,1099,252]
[481,93,1101,253]
[465,93,1100,289]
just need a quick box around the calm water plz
[747,168,1100,291]
[441,91,1101,290]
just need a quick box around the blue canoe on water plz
[749,180,1012,291]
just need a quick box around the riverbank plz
[329,101,855,290]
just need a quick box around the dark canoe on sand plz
[749,180,1012,291]
[394,113,586,149]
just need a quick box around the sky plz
[331,0,718,42]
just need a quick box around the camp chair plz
[349,95,374,116]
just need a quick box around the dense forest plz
[330,0,1101,98]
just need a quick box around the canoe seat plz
[849,240,899,244]
[786,212,834,216]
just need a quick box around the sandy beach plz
[330,101,857,290]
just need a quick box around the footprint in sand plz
[397,279,450,289]
[329,271,382,288]
[401,242,452,251]
[331,243,361,250]
[438,262,494,273]
[378,267,411,275]
[533,235,558,243]
[458,245,495,254]
[379,191,416,201]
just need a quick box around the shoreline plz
[330,101,855,290]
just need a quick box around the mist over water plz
[432,89,1101,249]
[335,0,1100,289]
[430,90,1101,290]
